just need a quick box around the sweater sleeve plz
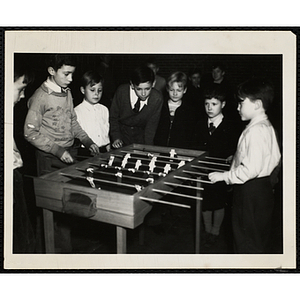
[69,93,94,149]
[109,86,123,142]
[144,91,163,145]
[24,91,66,159]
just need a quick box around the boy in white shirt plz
[75,71,110,155]
[209,78,281,253]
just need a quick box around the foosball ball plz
[33,144,230,254]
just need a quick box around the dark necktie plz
[209,122,216,134]
[133,98,141,113]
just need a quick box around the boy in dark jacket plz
[154,71,196,149]
[110,65,163,148]
[193,83,241,247]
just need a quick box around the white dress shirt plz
[223,114,281,185]
[75,100,110,147]
[130,88,148,111]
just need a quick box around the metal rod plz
[205,156,229,162]
[59,172,141,189]
[120,150,194,161]
[191,164,226,172]
[75,167,149,182]
[197,159,230,168]
[139,196,191,208]
[120,153,185,166]
[183,170,208,176]
[88,162,167,177]
[174,175,213,184]
[164,181,204,191]
[152,188,203,201]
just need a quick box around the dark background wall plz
[13,53,282,175]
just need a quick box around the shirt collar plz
[130,87,149,106]
[247,113,268,128]
[208,113,224,128]
[44,77,69,94]
[82,99,98,109]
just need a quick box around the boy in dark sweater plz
[154,71,196,149]
[193,84,241,247]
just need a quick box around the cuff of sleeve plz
[223,172,230,185]
[82,137,94,150]
[50,144,65,159]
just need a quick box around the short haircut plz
[237,78,274,111]
[80,70,104,88]
[131,65,155,85]
[167,71,188,89]
[188,67,202,77]
[14,58,34,84]
[203,83,227,102]
[212,61,226,72]
[47,54,77,71]
[145,57,158,67]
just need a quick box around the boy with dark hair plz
[109,65,163,148]
[185,67,205,116]
[24,54,99,176]
[145,57,167,93]
[13,61,36,252]
[192,83,241,247]
[211,61,237,121]
[209,78,281,253]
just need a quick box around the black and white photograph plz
[3,30,296,270]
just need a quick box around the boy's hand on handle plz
[89,143,100,155]
[112,139,123,149]
[226,155,233,164]
[60,151,74,163]
[208,172,224,183]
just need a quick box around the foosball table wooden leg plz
[195,179,202,254]
[116,226,127,254]
[43,209,55,253]
[139,224,145,246]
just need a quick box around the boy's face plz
[48,65,76,88]
[14,75,27,105]
[168,82,186,102]
[81,82,103,105]
[212,67,225,83]
[131,81,153,101]
[237,97,257,121]
[190,73,201,88]
[205,97,225,119]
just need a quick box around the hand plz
[226,155,233,164]
[60,151,74,163]
[89,143,100,155]
[208,172,224,183]
[112,139,123,148]
[106,144,111,152]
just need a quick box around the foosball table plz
[33,144,230,254]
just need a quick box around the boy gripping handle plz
[109,65,163,148]
[208,78,281,253]
[24,55,99,176]
[75,70,110,154]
